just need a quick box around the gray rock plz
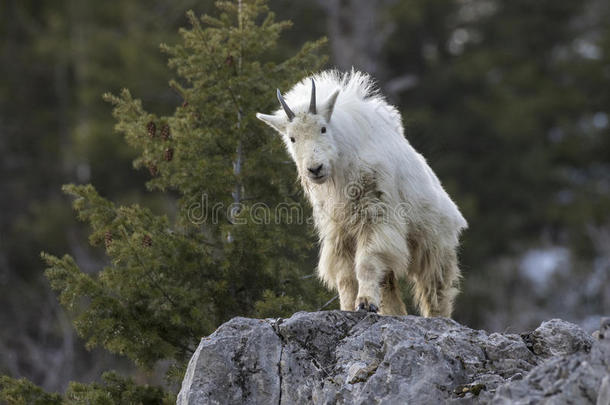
[177,318,282,405]
[177,311,609,404]
[520,319,593,359]
[493,318,609,405]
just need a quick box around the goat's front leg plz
[336,267,357,311]
[318,238,357,311]
[354,250,385,313]
[354,225,407,313]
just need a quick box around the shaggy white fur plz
[257,70,467,317]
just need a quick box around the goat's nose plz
[308,164,323,176]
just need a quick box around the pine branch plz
[118,226,179,309]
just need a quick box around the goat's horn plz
[309,78,316,114]
[276,89,295,121]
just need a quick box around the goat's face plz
[284,113,336,184]
[257,79,340,185]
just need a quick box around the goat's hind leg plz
[380,271,407,316]
[412,248,460,318]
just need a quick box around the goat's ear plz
[256,113,287,134]
[321,89,340,122]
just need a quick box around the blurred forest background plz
[1,0,609,397]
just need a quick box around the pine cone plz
[142,234,152,247]
[146,121,156,138]
[161,124,171,140]
[148,163,158,176]
[104,231,113,248]
[164,148,174,162]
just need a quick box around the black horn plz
[276,89,295,121]
[309,78,316,114]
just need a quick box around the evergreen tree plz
[0,0,207,391]
[1,0,328,401]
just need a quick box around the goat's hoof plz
[356,299,379,313]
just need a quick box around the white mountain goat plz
[256,70,467,317]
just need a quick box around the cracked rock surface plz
[177,311,609,404]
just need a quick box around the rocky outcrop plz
[177,311,609,404]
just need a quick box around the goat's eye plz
[290,137,295,143]
[321,126,326,134]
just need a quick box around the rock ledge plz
[178,311,609,404]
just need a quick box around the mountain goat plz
[256,70,467,317]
